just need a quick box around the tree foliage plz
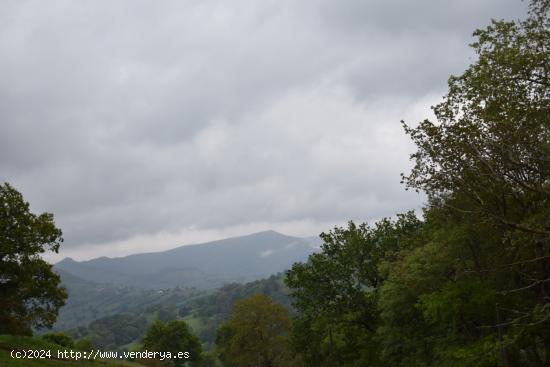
[41,332,74,348]
[74,337,94,351]
[142,319,202,367]
[286,1,550,366]
[399,0,550,364]
[402,0,549,248]
[215,294,297,367]
[0,182,67,335]
[285,213,423,366]
[69,313,149,350]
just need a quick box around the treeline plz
[186,274,291,349]
[53,269,203,331]
[189,274,291,319]
[58,273,290,350]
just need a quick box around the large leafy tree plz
[215,294,297,367]
[285,213,423,367]
[0,182,67,335]
[403,0,549,236]
[286,1,549,366]
[142,319,202,367]
[378,203,514,366]
[402,0,549,288]
[397,0,550,364]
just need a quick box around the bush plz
[74,337,94,351]
[41,332,74,348]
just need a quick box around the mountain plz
[55,230,318,289]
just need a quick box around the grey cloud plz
[0,0,527,254]
[310,0,527,99]
[314,0,525,34]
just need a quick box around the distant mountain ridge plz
[55,230,319,289]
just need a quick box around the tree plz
[285,213,423,367]
[285,2,549,365]
[142,319,202,367]
[41,332,75,348]
[0,182,67,335]
[377,204,509,366]
[215,294,297,367]
[402,0,549,237]
[74,337,94,351]
[398,0,550,364]
[402,0,549,287]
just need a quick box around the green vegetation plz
[187,274,292,349]
[284,1,550,365]
[53,269,203,331]
[285,214,422,366]
[215,294,296,367]
[58,273,290,351]
[0,182,67,335]
[70,314,148,351]
[142,320,202,366]
[41,333,75,348]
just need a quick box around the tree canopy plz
[285,213,422,366]
[142,319,202,367]
[0,182,67,335]
[286,1,549,365]
[400,0,549,363]
[215,294,297,367]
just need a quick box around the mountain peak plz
[54,230,318,289]
[249,229,286,237]
[57,257,77,265]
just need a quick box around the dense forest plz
[281,2,550,365]
[1,0,548,366]
[55,273,290,351]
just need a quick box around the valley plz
[49,231,315,350]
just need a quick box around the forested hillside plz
[54,272,290,351]
[282,2,550,365]
[52,269,203,331]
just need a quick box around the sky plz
[0,0,527,261]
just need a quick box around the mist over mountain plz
[55,230,319,289]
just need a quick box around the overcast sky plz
[1,0,527,261]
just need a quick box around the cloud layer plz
[0,0,526,259]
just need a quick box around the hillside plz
[55,231,319,289]
[56,273,291,351]
[53,269,205,331]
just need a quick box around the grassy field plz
[0,335,144,367]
